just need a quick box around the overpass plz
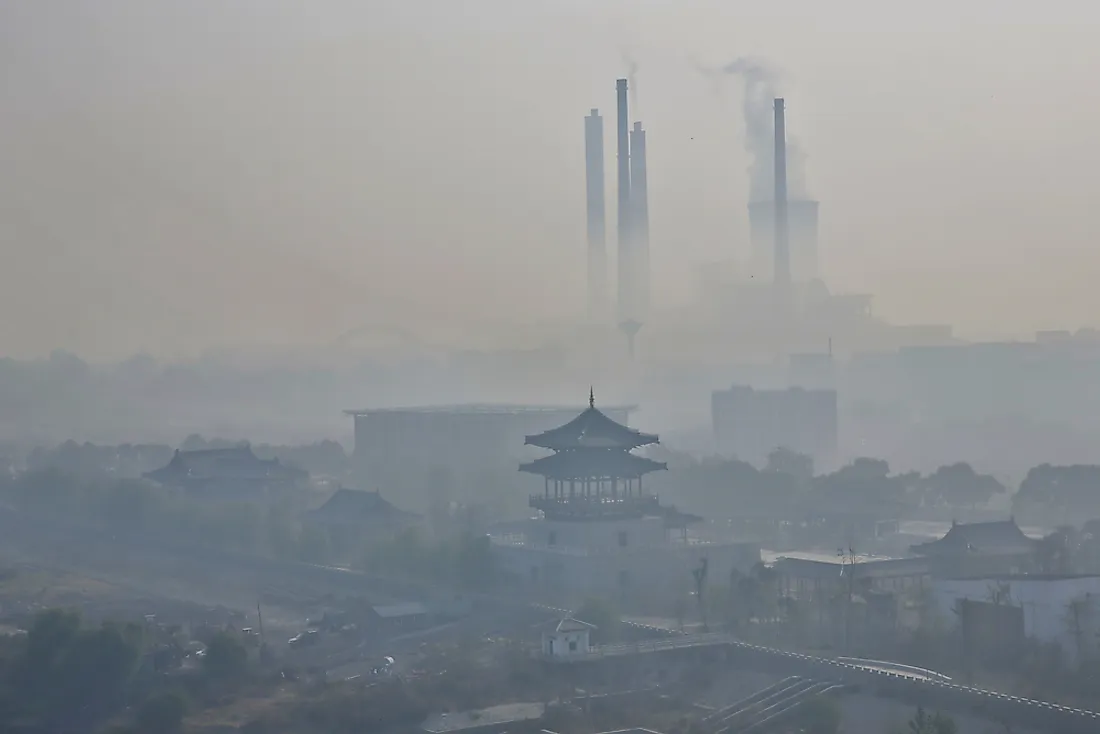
[527,604,1099,734]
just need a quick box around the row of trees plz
[0,607,253,733]
[359,527,496,591]
[0,469,336,565]
[648,449,1009,521]
[23,435,351,480]
[650,447,1100,526]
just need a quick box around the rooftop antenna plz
[589,386,595,408]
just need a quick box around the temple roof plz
[519,450,667,481]
[144,445,306,484]
[910,518,1036,556]
[524,390,658,451]
[306,488,418,527]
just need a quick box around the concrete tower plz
[615,79,632,320]
[773,98,791,291]
[629,121,650,323]
[584,109,606,321]
[615,79,641,357]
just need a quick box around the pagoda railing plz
[529,493,661,519]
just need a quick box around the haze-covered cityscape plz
[2,3,1100,733]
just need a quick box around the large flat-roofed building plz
[711,385,838,468]
[344,404,634,510]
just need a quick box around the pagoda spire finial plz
[589,386,595,408]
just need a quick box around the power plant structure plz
[772,98,791,296]
[575,79,953,365]
[629,120,651,334]
[584,109,606,321]
[584,78,650,357]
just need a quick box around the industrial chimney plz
[584,109,606,321]
[630,121,650,322]
[615,79,632,323]
[615,79,641,357]
[773,98,791,290]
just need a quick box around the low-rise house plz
[541,617,595,659]
[910,518,1039,576]
[370,602,430,633]
[143,445,307,499]
[930,574,1100,666]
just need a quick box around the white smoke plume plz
[621,51,640,119]
[698,57,809,202]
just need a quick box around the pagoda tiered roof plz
[519,451,666,481]
[524,391,658,451]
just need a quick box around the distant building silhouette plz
[712,385,838,468]
[143,445,306,499]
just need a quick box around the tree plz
[1037,526,1079,574]
[812,458,904,516]
[454,532,495,590]
[9,609,143,730]
[203,631,248,680]
[297,523,331,564]
[765,447,814,483]
[1015,464,1100,522]
[135,690,188,733]
[574,597,620,645]
[798,695,841,734]
[693,558,709,631]
[922,463,1005,509]
[907,706,957,734]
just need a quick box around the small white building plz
[542,617,595,659]
[931,574,1100,665]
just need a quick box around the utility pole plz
[693,557,709,632]
[838,546,857,653]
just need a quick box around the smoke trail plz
[621,50,640,119]
[699,57,808,201]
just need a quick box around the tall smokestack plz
[773,98,791,290]
[615,79,632,324]
[630,121,650,321]
[584,109,606,321]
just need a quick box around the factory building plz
[711,385,838,468]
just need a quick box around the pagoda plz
[520,389,667,520]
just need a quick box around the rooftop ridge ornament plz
[589,386,595,408]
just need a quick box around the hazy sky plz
[2,1,1100,358]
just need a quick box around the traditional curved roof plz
[910,518,1036,556]
[519,450,667,481]
[524,390,658,451]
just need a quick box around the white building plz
[931,575,1100,665]
[495,515,760,596]
[542,617,594,658]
